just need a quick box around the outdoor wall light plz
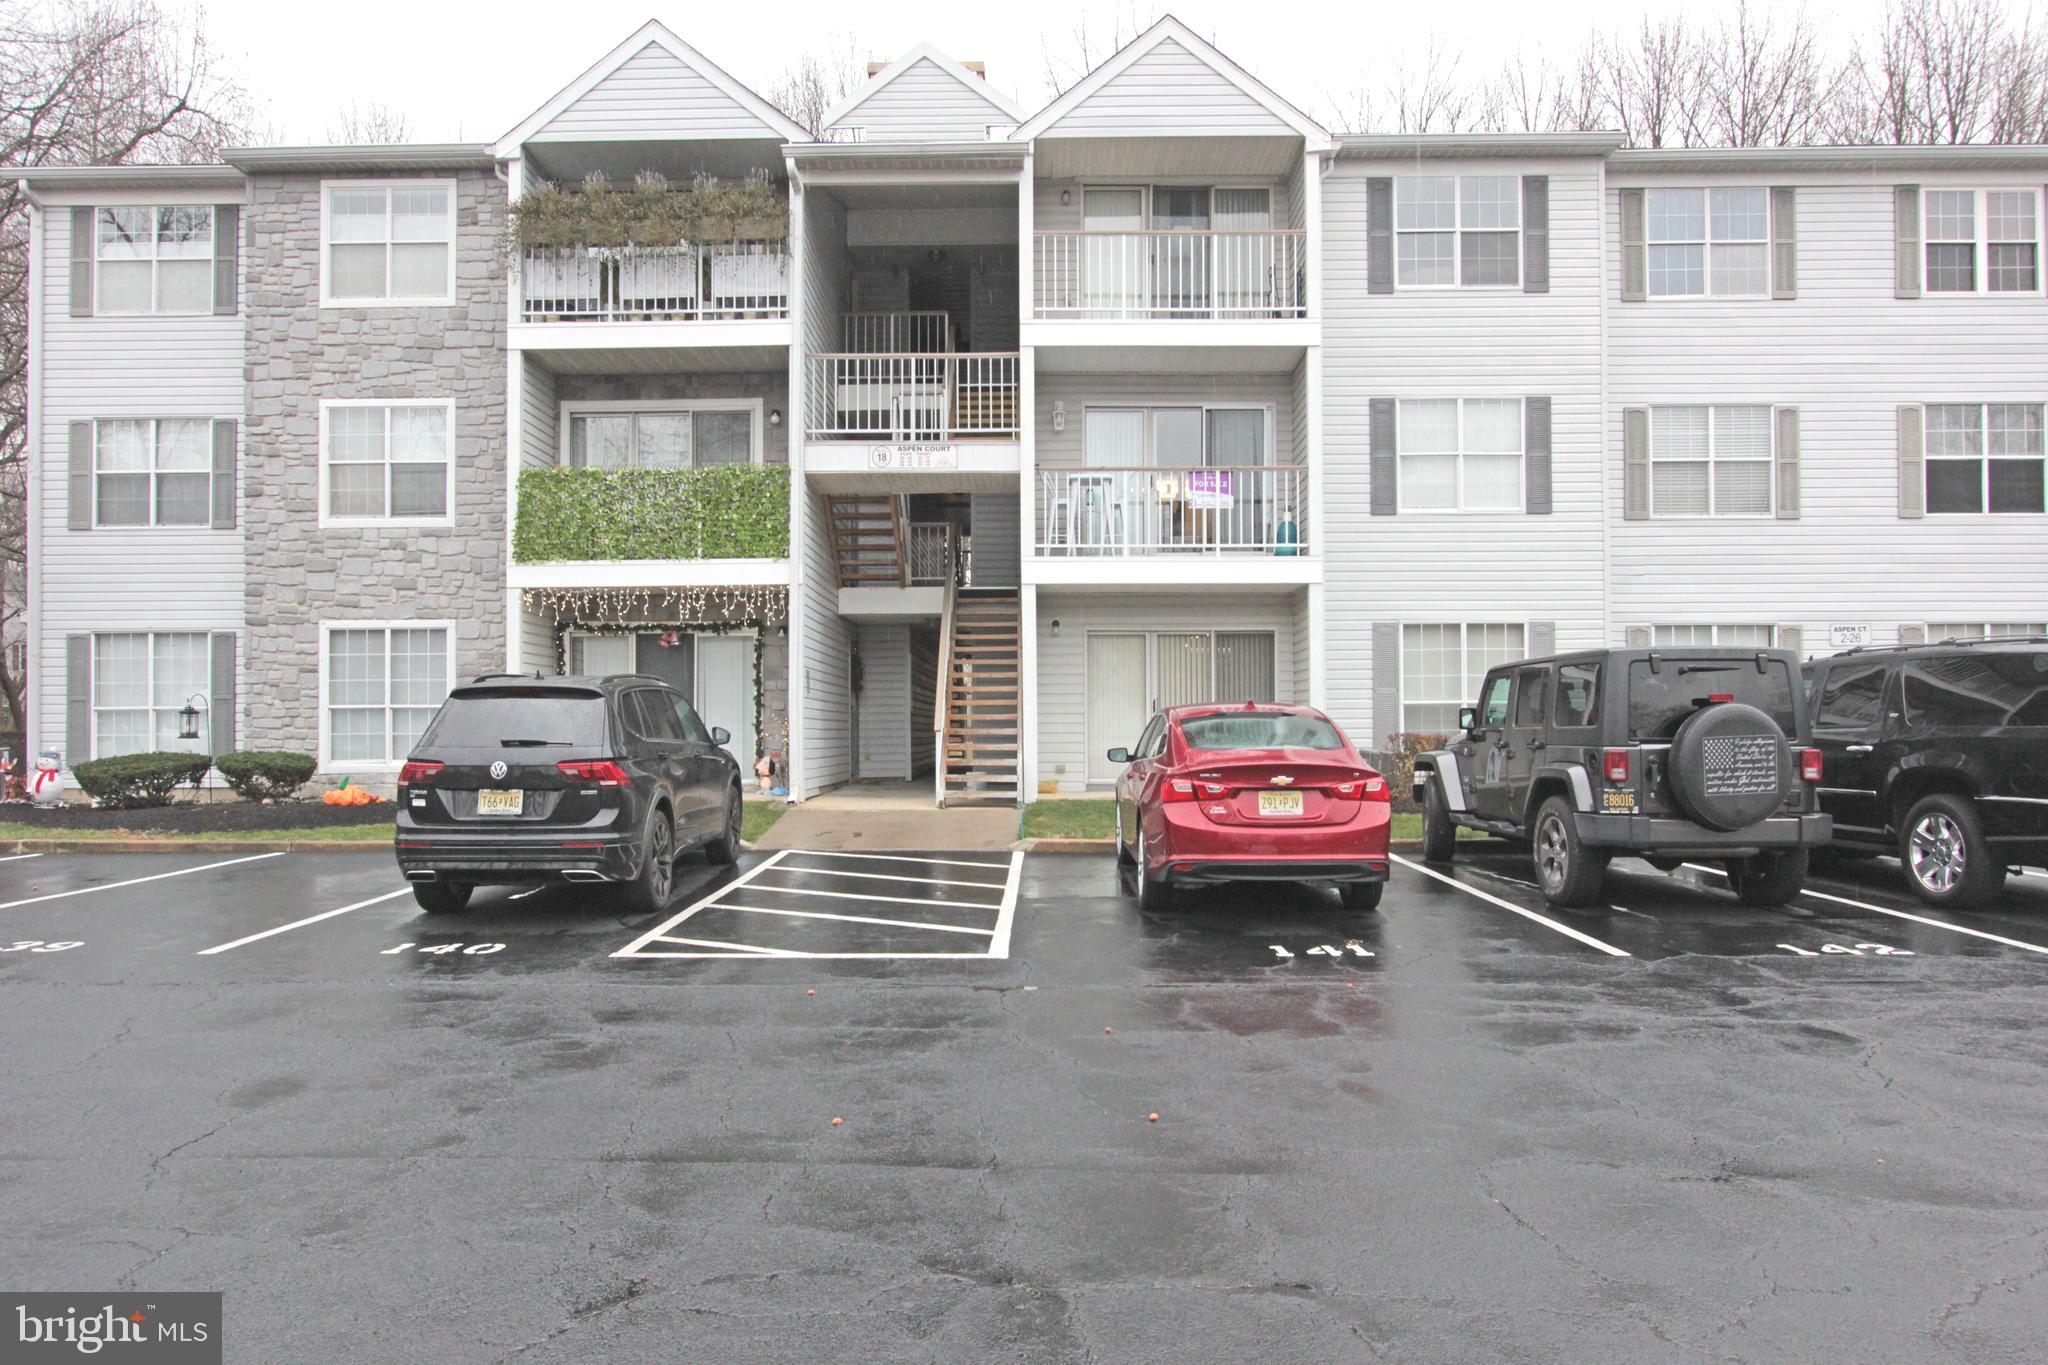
[1051,400,1066,432]
[1060,189,1072,206]
[1050,619,1061,637]
[177,694,208,741]
[768,408,783,428]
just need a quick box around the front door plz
[635,633,695,699]
[695,635,756,773]
[1088,633,1149,784]
[1082,188,1145,316]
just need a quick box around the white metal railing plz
[1037,466,1307,554]
[841,311,953,353]
[908,522,953,585]
[1032,230,1308,320]
[806,353,1021,439]
[520,242,790,322]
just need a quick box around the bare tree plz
[1693,2,1839,147]
[327,101,411,145]
[764,32,866,136]
[1835,0,2012,144]
[1325,36,1476,135]
[1474,51,1605,134]
[1040,2,1161,100]
[0,0,247,734]
[1586,17,1708,149]
[1988,16,2048,142]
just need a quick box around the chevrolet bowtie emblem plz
[1270,775,1294,786]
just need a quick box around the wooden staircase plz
[826,495,906,588]
[940,588,1021,805]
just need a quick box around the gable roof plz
[823,43,1027,140]
[496,20,806,155]
[1015,15,1328,143]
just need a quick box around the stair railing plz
[933,537,960,807]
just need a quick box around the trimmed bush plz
[71,751,214,809]
[1368,732,1451,814]
[513,465,790,563]
[216,751,318,801]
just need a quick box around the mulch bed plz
[0,799,394,833]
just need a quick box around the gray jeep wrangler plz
[1412,646,1833,907]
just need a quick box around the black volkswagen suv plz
[394,674,745,913]
[1805,637,2048,907]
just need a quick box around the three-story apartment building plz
[20,17,2048,804]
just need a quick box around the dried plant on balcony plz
[507,170,789,251]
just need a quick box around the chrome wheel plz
[647,815,674,901]
[1910,813,1966,894]
[1535,813,1569,892]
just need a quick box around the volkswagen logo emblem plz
[489,761,508,780]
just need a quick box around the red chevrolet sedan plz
[1109,702,1392,911]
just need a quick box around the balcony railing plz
[1033,230,1308,320]
[520,243,790,322]
[907,522,954,585]
[806,353,1021,440]
[1036,466,1307,555]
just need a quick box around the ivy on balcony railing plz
[514,465,790,563]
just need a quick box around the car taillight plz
[1363,777,1390,802]
[1603,748,1631,784]
[1799,748,1823,783]
[557,759,630,787]
[1164,778,1197,803]
[398,760,442,786]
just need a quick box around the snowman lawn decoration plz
[28,749,65,806]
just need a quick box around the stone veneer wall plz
[241,168,507,761]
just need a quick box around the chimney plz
[961,62,986,79]
[868,61,887,76]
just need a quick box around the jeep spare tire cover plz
[1667,702,1788,832]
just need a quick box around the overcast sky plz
[198,0,1906,144]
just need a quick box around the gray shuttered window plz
[1770,187,1797,299]
[1529,621,1556,657]
[1525,396,1553,515]
[69,207,93,316]
[1774,407,1801,519]
[1897,404,1925,518]
[1371,622,1400,744]
[66,634,91,763]
[1777,625,1804,658]
[1894,186,1921,298]
[1898,625,1927,645]
[1366,178,1394,295]
[1619,188,1647,302]
[67,421,92,531]
[1521,175,1549,294]
[1622,407,1651,520]
[213,205,239,317]
[1369,397,1396,516]
[1624,625,1652,647]
[211,419,237,529]
[210,633,237,755]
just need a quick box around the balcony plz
[519,242,790,323]
[1032,230,1307,321]
[805,353,1021,441]
[1036,466,1306,556]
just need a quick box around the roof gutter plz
[222,143,497,173]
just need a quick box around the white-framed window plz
[1925,189,2040,293]
[321,179,455,305]
[1400,623,1526,733]
[1649,405,1774,517]
[319,401,454,526]
[1927,622,2048,640]
[93,418,212,528]
[320,623,452,768]
[561,400,763,469]
[90,632,211,758]
[1394,175,1519,288]
[1396,398,1523,511]
[1923,402,2045,515]
[95,205,213,314]
[1646,187,1769,298]
[1079,404,1273,467]
[1651,624,1775,647]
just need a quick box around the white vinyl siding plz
[321,180,454,306]
[1922,402,2045,515]
[827,56,1016,142]
[89,631,211,757]
[1040,36,1293,137]
[1924,188,2041,293]
[95,206,213,314]
[1649,405,1773,517]
[1396,398,1523,511]
[534,41,788,142]
[320,623,453,769]
[1395,175,1520,288]
[1399,623,1525,733]
[92,418,212,527]
[319,401,455,526]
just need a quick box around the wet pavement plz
[1,842,2045,1361]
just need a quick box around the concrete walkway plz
[753,780,1019,852]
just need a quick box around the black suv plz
[1804,637,2048,907]
[394,674,744,914]
[1413,647,1832,907]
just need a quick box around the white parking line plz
[722,883,1001,911]
[780,850,1013,871]
[197,887,414,954]
[651,935,799,957]
[757,864,1010,891]
[612,851,794,958]
[1390,854,1632,957]
[0,853,44,864]
[989,850,1023,958]
[713,903,994,936]
[1681,863,2048,957]
[0,851,286,911]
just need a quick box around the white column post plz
[1303,149,1327,711]
[1017,154,1039,803]
[784,160,810,801]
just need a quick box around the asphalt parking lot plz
[2,842,2045,1362]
